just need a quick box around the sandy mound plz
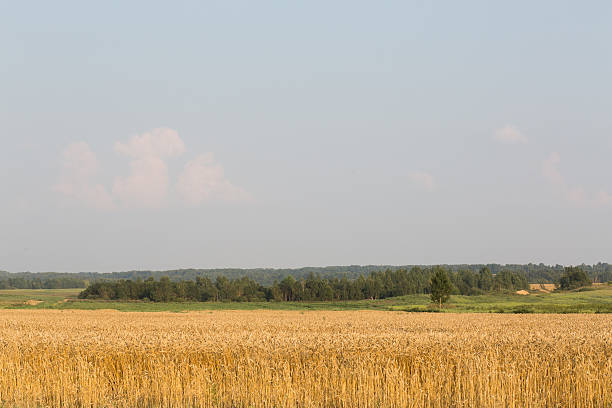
[515,290,529,296]
[24,300,43,306]
[529,283,555,293]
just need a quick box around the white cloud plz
[114,128,185,159]
[594,190,612,207]
[112,128,185,208]
[55,129,248,210]
[541,152,612,208]
[542,152,564,185]
[177,153,250,205]
[406,171,435,192]
[112,156,170,208]
[494,125,528,144]
[567,187,587,206]
[54,142,115,210]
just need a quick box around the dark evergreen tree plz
[430,267,453,308]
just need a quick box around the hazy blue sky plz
[1,1,611,272]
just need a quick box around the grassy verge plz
[1,287,611,313]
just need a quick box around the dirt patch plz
[24,299,43,306]
[515,290,529,296]
[529,284,556,293]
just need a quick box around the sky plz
[1,1,611,272]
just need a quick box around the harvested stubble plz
[0,310,610,408]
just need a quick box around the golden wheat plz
[0,310,610,407]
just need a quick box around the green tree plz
[559,267,591,290]
[151,276,174,302]
[478,267,493,291]
[278,276,297,301]
[430,267,453,309]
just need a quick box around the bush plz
[559,267,591,290]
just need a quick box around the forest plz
[2,263,610,290]
[77,267,530,302]
[0,277,86,290]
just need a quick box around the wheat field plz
[0,310,610,407]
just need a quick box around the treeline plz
[0,277,87,290]
[4,263,612,287]
[3,263,611,290]
[78,267,529,302]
